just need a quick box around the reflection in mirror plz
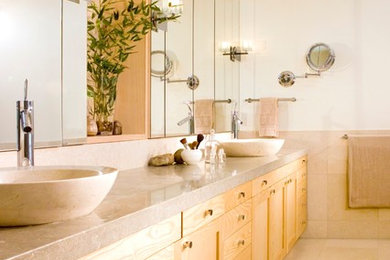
[215,0,240,133]
[151,51,174,79]
[306,43,335,72]
[150,0,241,138]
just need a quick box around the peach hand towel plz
[194,99,214,134]
[258,98,279,137]
[348,135,390,208]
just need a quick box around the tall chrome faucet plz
[231,103,243,139]
[17,79,34,167]
[177,102,195,135]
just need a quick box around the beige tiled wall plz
[279,130,390,239]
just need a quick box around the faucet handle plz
[24,79,28,101]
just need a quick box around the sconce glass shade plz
[219,41,231,53]
[241,40,253,52]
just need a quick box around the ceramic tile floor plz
[285,239,390,260]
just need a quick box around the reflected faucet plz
[17,79,34,167]
[177,102,195,135]
[231,103,243,139]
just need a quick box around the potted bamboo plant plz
[87,0,178,135]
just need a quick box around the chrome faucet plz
[231,103,243,139]
[17,79,34,167]
[177,102,195,135]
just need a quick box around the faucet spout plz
[231,104,243,139]
[17,79,34,167]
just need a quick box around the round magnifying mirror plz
[151,50,173,78]
[278,71,296,87]
[306,43,335,72]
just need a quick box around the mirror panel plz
[150,0,241,137]
[62,0,87,145]
[0,0,62,150]
[165,0,194,137]
[215,0,240,133]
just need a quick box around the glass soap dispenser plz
[204,129,219,164]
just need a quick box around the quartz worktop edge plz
[0,149,307,260]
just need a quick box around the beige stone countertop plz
[0,148,306,260]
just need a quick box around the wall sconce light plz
[220,41,252,62]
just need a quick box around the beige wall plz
[280,130,390,239]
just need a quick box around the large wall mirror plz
[150,0,241,138]
[0,0,87,151]
[0,0,241,152]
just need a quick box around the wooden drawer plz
[278,156,307,176]
[221,199,252,239]
[252,157,307,196]
[233,245,251,260]
[225,181,252,211]
[80,214,181,260]
[223,222,252,260]
[252,170,279,196]
[182,193,226,236]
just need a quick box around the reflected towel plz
[194,99,214,134]
[258,98,279,137]
[348,135,390,208]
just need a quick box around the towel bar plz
[245,97,297,103]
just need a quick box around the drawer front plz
[182,194,226,236]
[279,156,307,175]
[80,214,181,260]
[225,181,252,211]
[233,245,251,260]
[252,157,307,196]
[221,199,252,239]
[223,222,252,260]
[252,170,279,196]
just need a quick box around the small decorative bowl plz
[181,150,203,165]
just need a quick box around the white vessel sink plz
[221,138,285,157]
[0,166,118,226]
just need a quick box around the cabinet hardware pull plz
[205,209,213,217]
[270,189,276,195]
[238,240,245,246]
[238,215,246,221]
[183,241,193,249]
[262,180,268,186]
[302,159,306,163]
[238,191,246,198]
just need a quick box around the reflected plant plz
[87,0,178,134]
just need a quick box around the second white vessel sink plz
[0,166,118,226]
[221,138,285,157]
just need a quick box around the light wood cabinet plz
[252,156,307,260]
[223,222,252,260]
[252,190,269,260]
[182,193,226,236]
[296,166,307,237]
[80,214,181,260]
[268,181,286,260]
[174,220,220,260]
[285,174,297,252]
[80,156,307,260]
